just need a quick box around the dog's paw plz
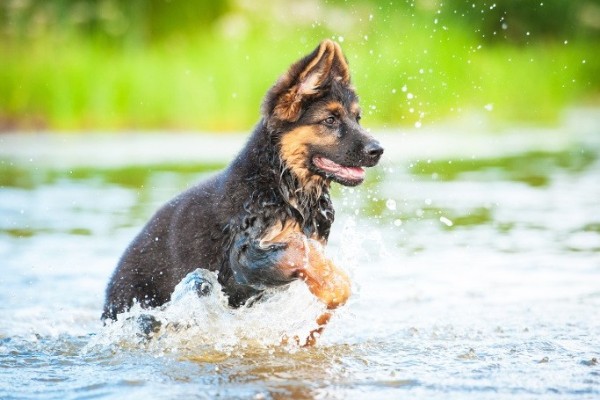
[184,271,213,298]
[136,314,162,337]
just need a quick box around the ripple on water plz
[1,128,600,399]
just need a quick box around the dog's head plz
[262,40,383,189]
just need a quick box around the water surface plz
[1,114,599,399]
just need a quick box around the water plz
[1,111,599,399]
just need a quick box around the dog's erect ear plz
[262,39,351,123]
[294,39,350,95]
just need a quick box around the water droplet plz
[440,216,453,227]
[386,199,397,211]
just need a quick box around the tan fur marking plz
[279,126,336,195]
[260,220,301,246]
[303,246,351,309]
[273,89,303,121]
[273,40,338,122]
[350,102,361,116]
[263,228,351,310]
[325,101,345,116]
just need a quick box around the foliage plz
[1,0,599,131]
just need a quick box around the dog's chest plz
[240,191,335,243]
[307,192,335,239]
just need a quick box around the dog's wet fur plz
[102,40,383,326]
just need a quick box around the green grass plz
[1,7,599,131]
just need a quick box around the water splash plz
[85,270,328,356]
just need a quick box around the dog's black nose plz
[364,141,384,159]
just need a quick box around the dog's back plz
[103,125,291,319]
[102,172,225,320]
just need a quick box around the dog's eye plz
[323,116,336,126]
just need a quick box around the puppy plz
[103,40,383,342]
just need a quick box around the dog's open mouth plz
[313,156,365,185]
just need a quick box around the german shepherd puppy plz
[102,40,383,339]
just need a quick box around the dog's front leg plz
[262,227,351,345]
[296,238,351,310]
[250,221,352,309]
[287,237,351,346]
[228,234,298,289]
[229,221,350,345]
[228,220,327,291]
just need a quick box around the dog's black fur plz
[102,40,383,321]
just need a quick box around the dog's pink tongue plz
[314,157,365,181]
[337,165,365,181]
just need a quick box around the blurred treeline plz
[1,0,599,131]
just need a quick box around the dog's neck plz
[233,120,334,240]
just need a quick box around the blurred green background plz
[1,0,599,132]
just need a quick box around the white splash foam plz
[85,270,328,355]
